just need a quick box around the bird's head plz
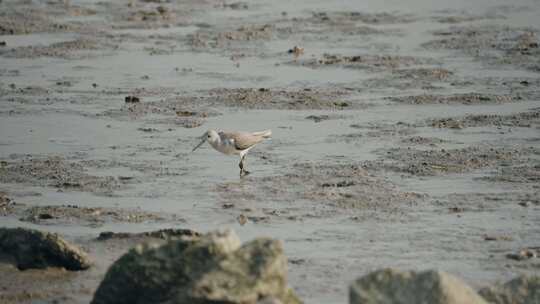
[192,129,219,152]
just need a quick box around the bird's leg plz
[239,155,250,177]
[238,159,244,177]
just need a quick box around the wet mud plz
[19,205,179,227]
[0,156,125,195]
[389,93,518,105]
[423,24,540,72]
[1,0,540,303]
[367,145,537,176]
[427,109,540,129]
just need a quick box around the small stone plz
[305,115,330,123]
[237,213,248,225]
[448,206,464,213]
[518,201,531,207]
[483,235,512,241]
[38,213,54,220]
[506,248,538,261]
[125,96,140,103]
[288,46,304,58]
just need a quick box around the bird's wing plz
[220,131,263,150]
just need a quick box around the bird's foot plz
[240,170,251,178]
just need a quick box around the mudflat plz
[0,0,539,303]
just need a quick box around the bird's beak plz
[191,134,207,152]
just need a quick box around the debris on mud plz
[190,24,274,48]
[296,53,432,71]
[102,97,216,128]
[18,205,175,227]
[91,229,301,304]
[217,2,249,10]
[96,228,199,241]
[0,7,73,35]
[393,67,452,80]
[309,11,416,25]
[428,110,540,129]
[204,87,353,110]
[0,227,91,270]
[0,192,18,216]
[388,93,517,104]
[480,164,540,184]
[401,136,448,146]
[0,39,115,59]
[126,6,176,23]
[0,156,123,194]
[423,25,540,72]
[432,11,505,24]
[367,145,528,176]
[350,269,488,304]
[337,122,417,142]
[361,67,454,91]
[433,192,539,213]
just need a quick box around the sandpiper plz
[192,129,272,177]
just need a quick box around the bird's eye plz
[207,135,211,138]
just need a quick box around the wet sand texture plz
[0,0,540,303]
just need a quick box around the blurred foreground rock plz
[349,268,488,304]
[0,227,91,270]
[479,275,540,304]
[91,229,301,304]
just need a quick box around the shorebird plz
[192,129,272,177]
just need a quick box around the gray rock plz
[0,227,91,270]
[91,229,302,304]
[350,268,487,304]
[479,275,540,304]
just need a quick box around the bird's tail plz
[253,129,272,139]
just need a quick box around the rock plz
[237,213,248,225]
[479,275,540,304]
[483,235,512,241]
[124,96,140,103]
[91,229,301,304]
[288,46,304,58]
[518,201,531,207]
[305,115,330,123]
[0,227,91,270]
[350,269,487,304]
[506,248,539,261]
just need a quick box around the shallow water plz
[1,0,540,303]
